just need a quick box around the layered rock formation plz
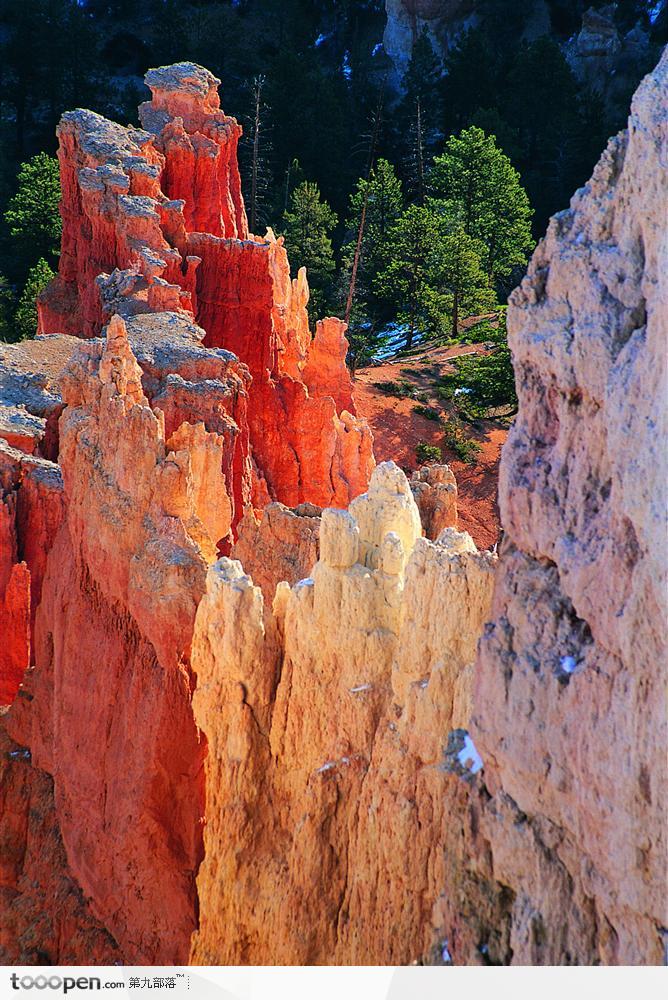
[190,463,496,964]
[564,5,656,111]
[410,463,458,540]
[37,61,374,513]
[1,61,373,963]
[1,52,666,968]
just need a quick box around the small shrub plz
[442,418,482,464]
[374,379,414,398]
[414,404,440,421]
[416,442,442,463]
[435,384,454,402]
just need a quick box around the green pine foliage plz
[282,180,338,321]
[374,205,445,349]
[430,127,534,290]
[438,310,518,417]
[375,206,496,349]
[0,275,15,343]
[4,153,61,282]
[14,258,54,342]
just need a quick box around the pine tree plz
[14,258,54,341]
[394,29,442,201]
[439,226,497,337]
[4,153,61,283]
[430,127,534,289]
[375,206,496,348]
[341,159,403,309]
[282,181,338,321]
[374,205,442,350]
[283,158,305,213]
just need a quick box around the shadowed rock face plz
[383,0,477,84]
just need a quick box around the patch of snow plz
[295,577,315,590]
[457,733,483,774]
[372,43,384,57]
[349,683,372,693]
[314,32,332,48]
[316,761,336,773]
[648,2,663,25]
[560,655,577,675]
[342,51,352,80]
[441,940,452,963]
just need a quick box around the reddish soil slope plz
[353,340,507,550]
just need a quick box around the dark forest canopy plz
[0,0,664,349]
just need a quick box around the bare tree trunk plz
[343,84,385,333]
[249,76,264,235]
[415,97,425,207]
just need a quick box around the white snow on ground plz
[457,733,483,774]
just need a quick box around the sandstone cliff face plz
[190,462,496,964]
[10,317,220,963]
[38,62,374,512]
[469,49,668,965]
[0,441,65,704]
[1,61,373,965]
[230,501,321,602]
[383,0,476,84]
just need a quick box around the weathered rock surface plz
[0,441,65,704]
[230,502,321,602]
[38,62,374,512]
[0,721,122,965]
[410,463,458,540]
[468,49,668,965]
[564,5,655,109]
[0,336,79,460]
[16,317,223,964]
[190,462,496,964]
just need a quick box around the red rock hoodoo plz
[38,61,374,513]
[1,61,373,964]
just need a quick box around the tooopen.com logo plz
[10,975,125,993]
